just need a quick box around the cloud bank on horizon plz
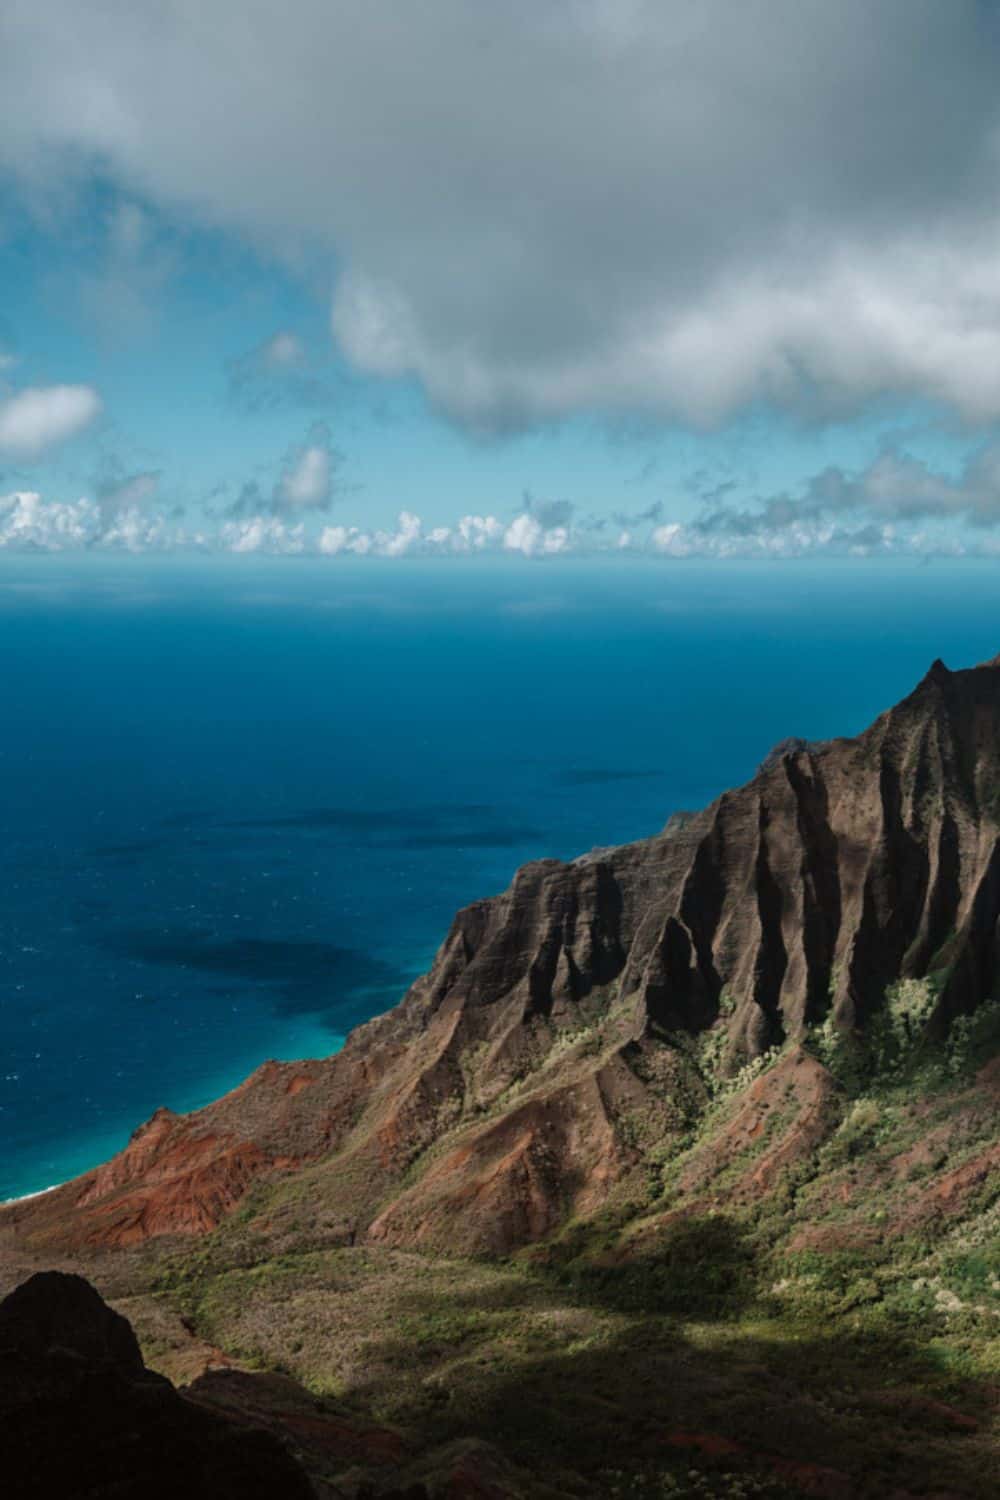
[4,1,1000,558]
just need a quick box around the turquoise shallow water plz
[2,555,999,1199]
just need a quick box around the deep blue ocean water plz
[2,556,999,1200]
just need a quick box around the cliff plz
[5,653,1000,1258]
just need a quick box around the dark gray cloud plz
[5,4,1000,429]
[524,492,575,529]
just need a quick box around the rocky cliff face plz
[5,655,1000,1258]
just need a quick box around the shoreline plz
[1,1024,353,1209]
[1,1182,61,1207]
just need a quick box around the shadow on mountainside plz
[331,1226,997,1499]
[6,1203,997,1497]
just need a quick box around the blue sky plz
[3,2,1000,560]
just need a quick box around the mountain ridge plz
[4,653,1000,1259]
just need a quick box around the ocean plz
[2,555,999,1200]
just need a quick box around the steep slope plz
[5,653,1000,1257]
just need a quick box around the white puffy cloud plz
[0,491,95,547]
[273,422,341,511]
[503,513,571,557]
[373,509,422,557]
[503,514,543,557]
[0,481,990,561]
[220,515,306,554]
[278,444,330,508]
[454,515,503,551]
[320,512,427,557]
[5,4,1000,427]
[0,385,102,457]
[0,490,184,550]
[317,523,366,555]
[318,524,349,555]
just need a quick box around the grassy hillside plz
[89,1018,999,1499]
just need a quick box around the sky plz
[4,1,1000,561]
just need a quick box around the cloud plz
[219,423,345,518]
[1,480,992,562]
[274,421,342,511]
[0,491,94,547]
[689,444,1000,543]
[649,515,901,560]
[503,512,570,558]
[454,514,504,552]
[72,198,178,341]
[612,499,663,529]
[0,490,184,550]
[220,515,306,554]
[319,511,425,558]
[279,444,331,508]
[5,4,1000,429]
[523,493,575,530]
[261,331,305,368]
[95,466,161,523]
[0,384,102,458]
[226,331,332,412]
[374,509,422,557]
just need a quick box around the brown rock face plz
[6,654,1000,1257]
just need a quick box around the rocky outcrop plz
[5,654,1000,1258]
[0,1271,314,1498]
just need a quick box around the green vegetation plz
[809,976,1000,1099]
[122,1006,1000,1500]
[134,1201,998,1497]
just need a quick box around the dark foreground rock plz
[0,1271,314,1499]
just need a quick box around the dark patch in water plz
[556,769,663,786]
[95,930,411,1024]
[158,808,215,829]
[90,839,167,859]
[226,803,494,835]
[399,826,544,849]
